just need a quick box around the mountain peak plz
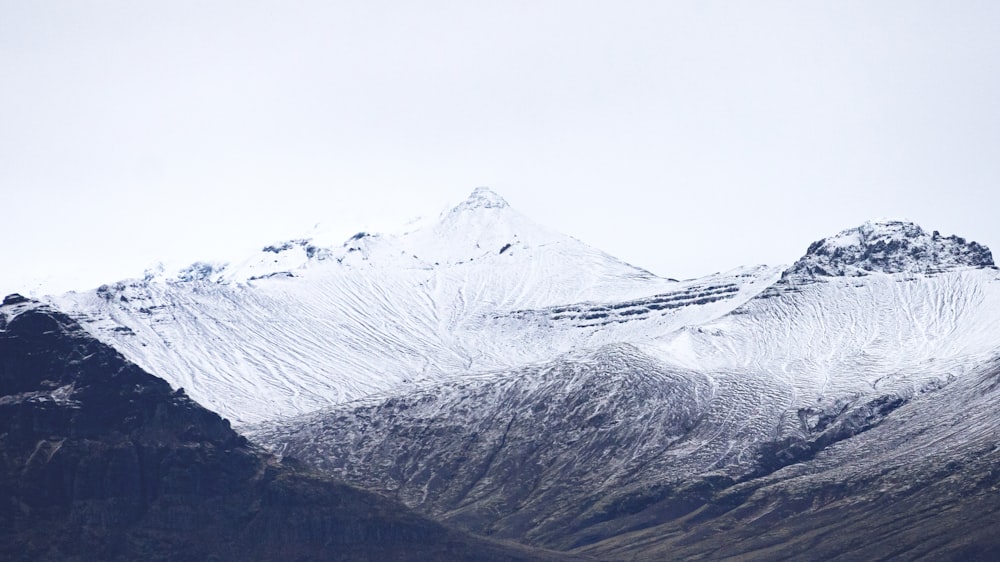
[453,187,509,212]
[785,220,994,278]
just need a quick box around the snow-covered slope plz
[659,221,1000,407]
[47,188,777,425]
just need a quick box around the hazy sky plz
[2,1,999,295]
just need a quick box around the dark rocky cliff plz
[784,220,994,278]
[0,295,565,561]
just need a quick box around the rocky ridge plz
[784,219,994,278]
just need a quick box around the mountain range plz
[6,187,1000,560]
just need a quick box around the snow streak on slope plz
[48,189,777,425]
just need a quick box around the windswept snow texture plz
[48,189,779,425]
[660,268,1000,400]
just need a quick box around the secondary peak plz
[785,220,994,278]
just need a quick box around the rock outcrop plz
[784,220,994,278]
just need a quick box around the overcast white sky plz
[2,1,999,295]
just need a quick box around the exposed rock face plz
[0,298,565,561]
[785,220,994,278]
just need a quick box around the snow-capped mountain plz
[47,188,777,425]
[31,188,1000,558]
